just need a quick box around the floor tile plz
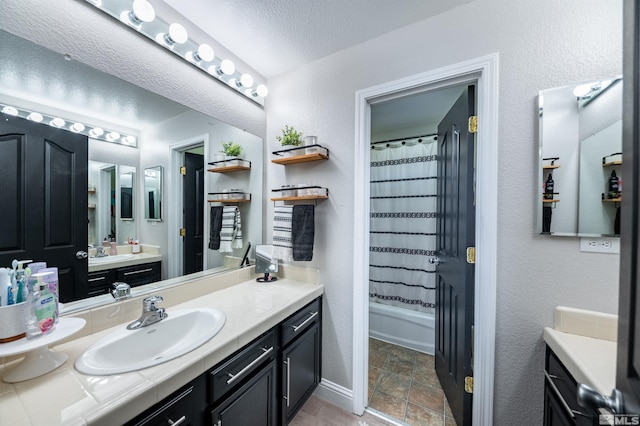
[409,381,444,414]
[412,362,442,390]
[376,370,411,400]
[369,366,381,400]
[369,390,407,422]
[370,347,388,368]
[415,352,435,369]
[405,403,444,426]
[384,354,414,377]
[388,345,417,363]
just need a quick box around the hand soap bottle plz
[544,174,554,200]
[26,271,57,339]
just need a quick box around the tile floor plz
[368,338,456,426]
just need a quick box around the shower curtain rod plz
[370,133,437,145]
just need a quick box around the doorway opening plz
[367,84,468,424]
[353,55,499,425]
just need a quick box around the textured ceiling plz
[164,0,476,78]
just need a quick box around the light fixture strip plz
[0,103,138,147]
[86,0,267,106]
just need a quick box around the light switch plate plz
[579,237,620,254]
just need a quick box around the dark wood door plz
[616,0,640,414]
[183,152,204,275]
[434,86,476,426]
[0,114,88,302]
[210,359,277,426]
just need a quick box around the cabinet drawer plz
[209,330,277,403]
[116,262,161,287]
[281,298,321,346]
[87,270,115,296]
[128,383,195,426]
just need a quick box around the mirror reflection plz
[144,166,163,221]
[0,29,263,307]
[538,76,622,236]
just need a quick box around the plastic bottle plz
[13,261,32,304]
[544,174,554,200]
[26,271,57,339]
[609,170,620,199]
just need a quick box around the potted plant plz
[276,125,303,155]
[221,141,243,165]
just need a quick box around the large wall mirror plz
[538,76,622,236]
[0,29,263,307]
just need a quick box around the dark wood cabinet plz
[544,346,598,426]
[86,261,161,298]
[87,269,116,297]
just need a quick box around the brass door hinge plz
[179,228,186,237]
[180,166,187,175]
[465,376,474,394]
[466,247,476,264]
[468,116,478,134]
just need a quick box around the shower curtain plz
[369,138,437,314]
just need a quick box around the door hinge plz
[180,166,187,175]
[468,115,478,134]
[179,228,186,237]
[466,247,476,264]
[465,376,474,394]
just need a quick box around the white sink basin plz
[88,254,134,264]
[75,308,225,375]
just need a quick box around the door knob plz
[76,250,88,259]
[429,257,442,265]
[577,383,624,414]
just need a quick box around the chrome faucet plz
[111,282,131,300]
[127,295,167,330]
[94,246,108,258]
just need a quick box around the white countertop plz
[88,252,162,273]
[543,306,617,396]
[0,277,323,426]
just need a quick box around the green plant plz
[276,125,303,146]
[221,141,243,157]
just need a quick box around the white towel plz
[272,206,293,262]
[219,206,243,253]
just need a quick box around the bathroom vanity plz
[0,266,323,425]
[543,307,617,425]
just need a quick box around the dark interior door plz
[0,114,88,302]
[434,85,476,426]
[183,151,204,275]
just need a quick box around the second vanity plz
[0,265,323,425]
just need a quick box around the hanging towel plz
[219,206,243,252]
[208,206,224,250]
[292,205,315,261]
[272,206,293,262]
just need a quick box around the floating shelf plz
[542,199,560,203]
[602,198,622,203]
[602,152,622,167]
[271,186,329,202]
[543,165,560,170]
[602,161,622,167]
[208,198,251,203]
[208,192,251,203]
[88,203,96,209]
[207,159,251,173]
[272,144,330,165]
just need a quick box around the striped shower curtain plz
[369,138,438,314]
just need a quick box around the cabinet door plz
[282,321,320,423]
[87,269,115,297]
[211,359,277,426]
[544,381,575,426]
[128,384,196,426]
[116,261,161,287]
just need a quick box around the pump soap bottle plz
[26,271,57,339]
[544,174,554,200]
[608,170,620,199]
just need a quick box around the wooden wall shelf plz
[542,165,560,170]
[271,195,329,202]
[602,161,622,167]
[272,152,329,165]
[602,197,622,203]
[542,199,560,203]
[207,165,251,173]
[208,198,251,203]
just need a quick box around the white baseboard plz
[313,378,353,413]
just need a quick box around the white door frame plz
[352,54,499,424]
[168,135,209,279]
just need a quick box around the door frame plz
[168,135,209,279]
[352,54,499,424]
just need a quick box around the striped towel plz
[219,206,243,253]
[272,206,293,262]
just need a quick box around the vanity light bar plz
[85,0,268,106]
[0,103,138,147]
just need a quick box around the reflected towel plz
[292,205,314,261]
[219,206,243,253]
[208,206,223,250]
[272,206,293,262]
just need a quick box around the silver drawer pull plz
[167,415,186,426]
[545,371,587,419]
[226,346,274,385]
[123,268,153,276]
[88,276,106,282]
[291,311,318,332]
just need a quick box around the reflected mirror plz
[0,29,263,307]
[538,76,622,236]
[144,166,163,221]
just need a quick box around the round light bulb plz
[167,23,188,44]
[573,84,592,98]
[27,112,43,122]
[89,128,104,138]
[194,44,214,62]
[254,84,269,98]
[132,0,155,23]
[51,117,65,128]
[239,73,254,88]
[2,106,19,116]
[106,132,121,141]
[71,123,86,133]
[123,135,137,145]
[218,59,235,76]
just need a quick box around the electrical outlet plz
[579,237,619,254]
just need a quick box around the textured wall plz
[265,0,622,424]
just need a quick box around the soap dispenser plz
[26,271,57,339]
[608,170,620,199]
[544,174,554,200]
